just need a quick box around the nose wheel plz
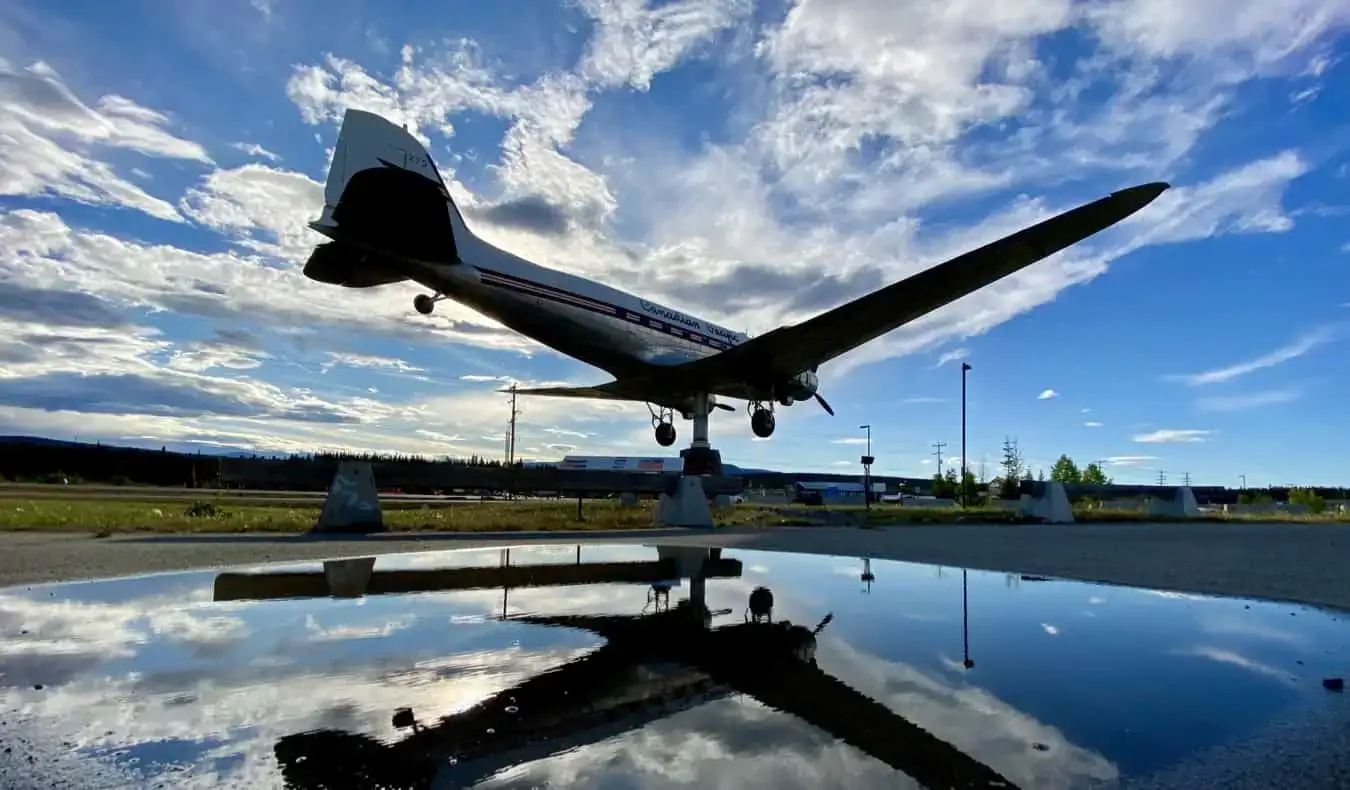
[414,293,447,315]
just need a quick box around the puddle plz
[1,543,1346,789]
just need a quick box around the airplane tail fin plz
[310,109,471,264]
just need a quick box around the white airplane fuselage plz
[412,231,747,378]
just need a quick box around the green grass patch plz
[0,498,813,534]
[1,497,1344,535]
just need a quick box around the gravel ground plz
[3,521,1349,611]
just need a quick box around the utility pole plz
[1182,472,1191,486]
[1240,474,1247,490]
[1157,469,1167,486]
[505,384,521,466]
[932,441,947,477]
[960,362,971,506]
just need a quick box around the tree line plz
[0,438,517,488]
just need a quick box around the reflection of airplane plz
[304,109,1167,459]
[271,547,1021,790]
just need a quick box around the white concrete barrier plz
[314,461,384,533]
[1024,482,1074,523]
[654,477,715,529]
[1147,487,1200,518]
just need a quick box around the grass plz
[0,498,815,534]
[0,497,1344,535]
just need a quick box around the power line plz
[1156,469,1167,485]
[1181,471,1191,486]
[932,441,947,477]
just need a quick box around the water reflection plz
[264,547,1012,789]
[2,544,1346,789]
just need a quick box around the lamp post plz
[859,424,874,511]
[961,362,971,507]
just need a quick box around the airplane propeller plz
[808,365,835,416]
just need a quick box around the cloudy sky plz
[0,0,1347,485]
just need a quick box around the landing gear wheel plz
[655,422,677,447]
[751,408,776,438]
[413,294,436,315]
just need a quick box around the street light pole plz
[859,424,873,511]
[961,362,971,507]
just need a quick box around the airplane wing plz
[513,182,1167,403]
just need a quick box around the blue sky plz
[0,0,1347,485]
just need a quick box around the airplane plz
[304,109,1167,459]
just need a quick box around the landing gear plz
[749,402,776,439]
[413,292,447,315]
[649,404,676,447]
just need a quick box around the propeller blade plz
[814,393,835,416]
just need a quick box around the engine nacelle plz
[779,370,819,404]
[303,242,408,288]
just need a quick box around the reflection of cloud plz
[304,612,416,641]
[1176,646,1295,686]
[1041,623,1061,635]
[1196,617,1302,645]
[1088,597,1106,605]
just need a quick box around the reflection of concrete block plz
[619,492,639,508]
[654,476,715,529]
[324,557,376,597]
[314,461,385,533]
[1147,487,1200,518]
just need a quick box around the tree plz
[1289,488,1327,514]
[1000,437,1022,481]
[1049,454,1081,484]
[932,469,958,499]
[999,437,1024,500]
[1080,461,1112,486]
[1081,462,1111,485]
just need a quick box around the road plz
[4,522,1350,612]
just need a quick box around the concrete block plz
[714,494,732,508]
[619,492,639,508]
[1147,486,1200,519]
[1025,481,1074,523]
[314,460,385,533]
[323,557,376,597]
[654,476,715,529]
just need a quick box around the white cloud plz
[1084,421,1103,428]
[1105,455,1159,467]
[902,397,946,404]
[230,141,280,162]
[1196,388,1302,412]
[831,437,869,445]
[1170,326,1337,385]
[1133,429,1213,444]
[0,60,210,221]
[1037,389,1059,400]
[935,348,970,367]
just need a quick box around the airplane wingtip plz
[1120,181,1170,202]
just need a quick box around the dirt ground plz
[3,521,1349,611]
